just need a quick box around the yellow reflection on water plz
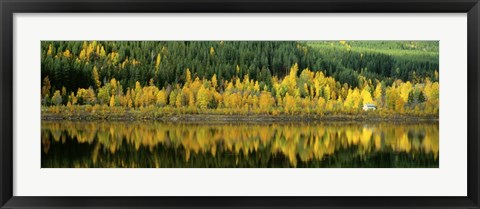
[41,121,439,168]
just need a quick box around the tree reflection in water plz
[41,121,439,168]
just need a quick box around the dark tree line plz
[41,41,439,93]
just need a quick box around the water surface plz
[41,121,439,168]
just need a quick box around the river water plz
[41,120,439,168]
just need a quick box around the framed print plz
[1,0,479,208]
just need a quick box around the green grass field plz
[305,41,439,63]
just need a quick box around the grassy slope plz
[305,40,439,62]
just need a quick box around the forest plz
[40,41,439,118]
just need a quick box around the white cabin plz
[362,103,377,111]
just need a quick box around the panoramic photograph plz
[40,41,439,168]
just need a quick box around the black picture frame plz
[1,0,479,208]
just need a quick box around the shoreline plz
[41,112,439,122]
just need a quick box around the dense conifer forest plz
[41,41,439,118]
